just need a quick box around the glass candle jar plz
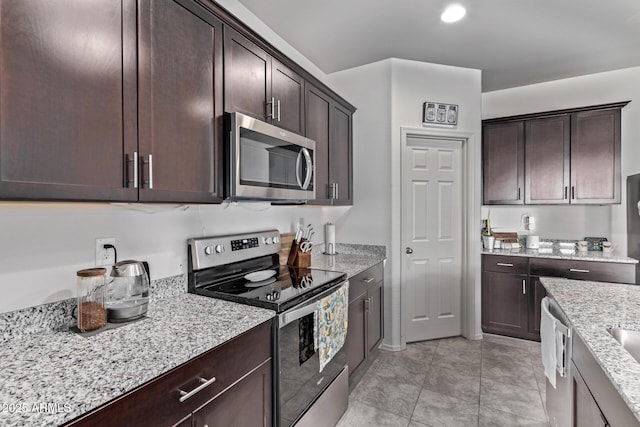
[77,268,107,332]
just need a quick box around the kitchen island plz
[541,277,640,424]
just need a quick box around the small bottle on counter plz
[77,268,107,332]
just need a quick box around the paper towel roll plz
[324,223,337,254]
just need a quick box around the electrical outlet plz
[95,238,116,267]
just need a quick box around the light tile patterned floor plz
[337,334,549,427]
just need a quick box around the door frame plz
[398,126,480,348]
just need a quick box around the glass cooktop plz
[192,265,346,313]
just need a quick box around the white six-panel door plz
[403,135,463,342]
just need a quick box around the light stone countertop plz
[541,277,640,422]
[482,245,638,264]
[0,294,274,427]
[311,243,386,278]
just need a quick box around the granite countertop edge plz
[540,277,640,422]
[482,247,638,264]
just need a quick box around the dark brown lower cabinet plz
[346,263,384,388]
[483,254,637,341]
[191,360,272,427]
[64,320,272,427]
[481,270,529,338]
[572,362,608,427]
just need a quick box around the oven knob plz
[214,244,225,254]
[266,237,273,245]
[266,291,280,301]
[204,246,214,255]
[273,236,279,244]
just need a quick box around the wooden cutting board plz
[491,232,519,243]
[279,232,296,265]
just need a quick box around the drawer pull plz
[522,279,526,295]
[569,268,590,273]
[362,277,375,283]
[496,263,513,267]
[178,376,217,402]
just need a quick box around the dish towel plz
[540,297,557,388]
[316,283,349,373]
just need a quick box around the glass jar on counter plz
[77,268,107,332]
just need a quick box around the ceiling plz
[235,0,640,92]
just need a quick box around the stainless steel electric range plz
[187,230,349,427]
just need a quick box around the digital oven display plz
[230,237,259,251]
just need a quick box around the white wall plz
[482,66,640,254]
[329,58,483,348]
[0,202,345,313]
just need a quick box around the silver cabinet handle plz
[517,187,521,200]
[362,277,375,283]
[522,279,526,295]
[267,96,275,119]
[178,376,216,402]
[364,297,370,311]
[497,263,513,267]
[277,99,281,122]
[406,247,413,254]
[569,268,590,273]
[301,147,312,190]
[148,154,153,189]
[571,186,575,200]
[126,152,139,188]
[564,186,568,199]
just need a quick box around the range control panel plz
[231,237,260,251]
[188,229,281,270]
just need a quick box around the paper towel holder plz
[323,222,338,255]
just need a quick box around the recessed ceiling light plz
[441,4,466,23]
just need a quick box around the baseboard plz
[379,342,403,352]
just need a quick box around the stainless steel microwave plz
[226,112,315,201]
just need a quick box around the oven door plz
[277,282,348,427]
[228,112,315,201]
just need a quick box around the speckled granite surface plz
[541,277,640,422]
[0,274,187,343]
[0,293,274,426]
[482,245,638,264]
[311,243,386,278]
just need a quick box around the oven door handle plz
[279,280,349,328]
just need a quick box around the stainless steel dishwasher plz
[541,296,572,427]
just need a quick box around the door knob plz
[406,247,413,254]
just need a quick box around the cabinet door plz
[305,84,331,203]
[570,108,621,204]
[271,59,305,134]
[192,359,272,427]
[367,281,384,353]
[572,363,608,427]
[224,27,271,121]
[347,293,367,377]
[528,276,547,338]
[481,271,528,338]
[525,115,570,204]
[138,0,223,203]
[0,0,137,201]
[482,121,525,205]
[329,102,353,205]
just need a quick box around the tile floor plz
[337,334,549,427]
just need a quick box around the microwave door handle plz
[295,149,304,189]
[301,148,313,190]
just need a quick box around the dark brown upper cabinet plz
[525,115,570,204]
[224,27,305,135]
[137,0,224,203]
[483,102,627,205]
[570,108,621,204]
[0,0,138,201]
[482,121,525,205]
[305,84,353,205]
